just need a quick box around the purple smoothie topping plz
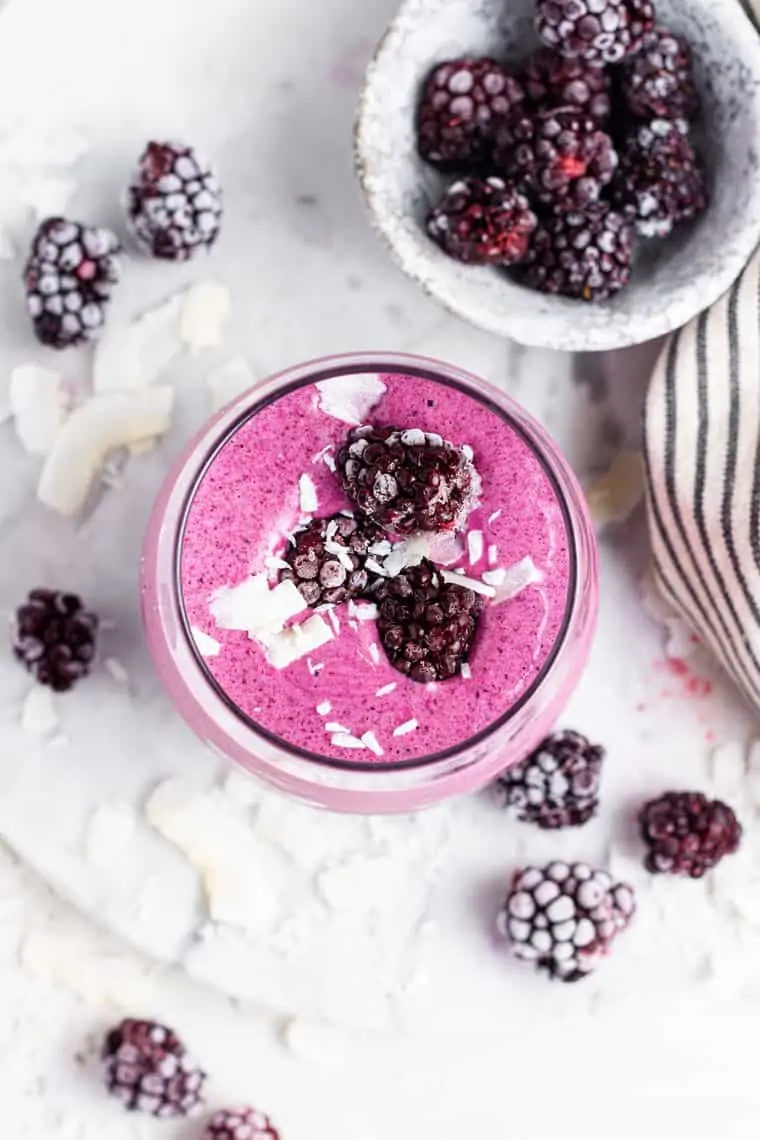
[180,371,571,763]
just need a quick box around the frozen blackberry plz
[336,425,480,536]
[203,1106,280,1140]
[426,176,537,266]
[493,105,617,212]
[519,202,633,301]
[12,588,98,692]
[279,513,390,607]
[23,218,121,349]
[417,58,526,170]
[127,141,223,261]
[103,1019,206,1118]
[376,558,482,683]
[619,28,699,121]
[496,729,603,829]
[521,48,612,124]
[536,0,653,66]
[638,791,742,878]
[497,862,635,982]
[611,117,707,238]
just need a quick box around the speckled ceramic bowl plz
[355,0,760,351]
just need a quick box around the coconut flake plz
[316,701,332,716]
[375,682,397,697]
[347,600,378,622]
[460,662,472,680]
[260,614,334,668]
[37,387,175,515]
[9,363,68,454]
[103,657,130,685]
[482,568,506,588]
[361,730,384,756]
[585,450,645,528]
[21,684,59,738]
[206,355,255,412]
[393,719,418,737]
[492,557,543,604]
[191,626,222,657]
[330,733,366,750]
[297,473,318,514]
[85,801,136,868]
[440,569,496,598]
[325,721,351,734]
[180,280,231,354]
[487,544,498,566]
[367,643,381,666]
[307,658,324,676]
[211,575,306,636]
[488,509,502,524]
[326,608,341,636]
[467,530,484,566]
[315,373,386,425]
[93,294,183,392]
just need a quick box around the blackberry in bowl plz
[355,0,760,350]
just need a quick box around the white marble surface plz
[2,0,760,1135]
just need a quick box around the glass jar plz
[141,352,598,813]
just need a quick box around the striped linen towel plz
[644,0,760,709]
[644,246,760,708]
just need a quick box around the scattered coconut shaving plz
[206,355,255,412]
[467,530,484,566]
[491,557,543,604]
[315,373,386,425]
[361,730,384,756]
[348,601,378,622]
[367,643,381,666]
[460,662,472,680]
[103,657,130,685]
[93,294,183,393]
[325,721,351,734]
[331,732,366,750]
[260,613,334,668]
[487,544,498,566]
[488,509,502,524]
[37,387,175,515]
[21,684,59,738]
[9,363,68,454]
[316,701,332,716]
[211,575,305,635]
[180,280,231,355]
[299,473,319,513]
[585,450,645,528]
[376,682,397,697]
[307,658,324,676]
[440,569,495,598]
[393,719,418,737]
[191,627,222,657]
[482,567,506,588]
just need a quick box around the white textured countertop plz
[2,0,760,1136]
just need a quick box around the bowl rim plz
[354,0,760,352]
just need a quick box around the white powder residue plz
[393,719,418,737]
[315,373,386,424]
[299,472,319,513]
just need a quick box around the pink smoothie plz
[179,370,572,764]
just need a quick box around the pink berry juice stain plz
[179,370,573,764]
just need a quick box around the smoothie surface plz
[180,370,572,763]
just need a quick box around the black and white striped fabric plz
[644,246,760,708]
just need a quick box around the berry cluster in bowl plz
[417,0,707,302]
